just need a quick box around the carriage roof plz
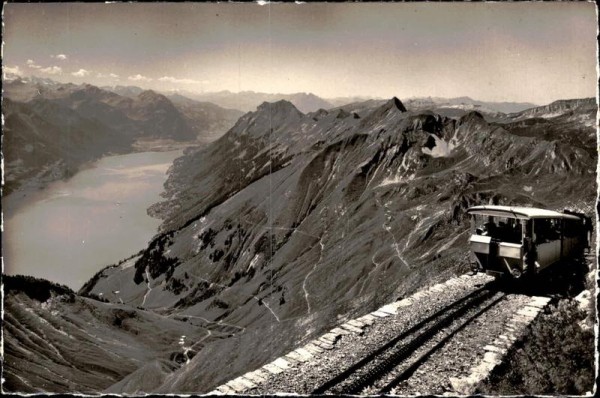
[466,205,581,221]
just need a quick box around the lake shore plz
[2,149,184,290]
[2,139,205,217]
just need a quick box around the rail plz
[312,283,505,394]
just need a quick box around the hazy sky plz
[3,2,597,104]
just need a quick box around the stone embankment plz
[211,273,551,395]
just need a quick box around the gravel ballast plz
[214,272,548,395]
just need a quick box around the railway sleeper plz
[449,295,551,395]
[314,288,500,394]
[377,293,506,394]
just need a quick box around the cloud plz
[51,54,68,60]
[158,76,202,85]
[3,65,23,76]
[26,59,42,69]
[72,69,91,77]
[97,72,120,79]
[40,66,63,75]
[128,74,152,82]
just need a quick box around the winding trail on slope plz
[242,214,327,316]
[257,214,329,315]
[174,314,245,332]
[254,296,281,322]
[302,234,326,314]
[377,198,411,270]
[188,329,212,352]
[359,251,384,296]
[141,267,153,307]
[185,271,281,323]
[192,275,281,322]
[178,335,193,365]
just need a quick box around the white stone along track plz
[209,272,554,395]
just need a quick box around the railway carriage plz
[466,205,592,279]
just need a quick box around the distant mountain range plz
[334,96,541,122]
[103,84,146,98]
[158,89,540,116]
[168,89,334,113]
[406,96,538,114]
[4,74,544,196]
[2,76,243,195]
[1,73,543,116]
[3,96,133,195]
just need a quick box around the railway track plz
[312,283,506,395]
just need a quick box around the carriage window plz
[549,219,561,239]
[534,218,561,243]
[534,219,547,243]
[475,216,522,243]
[563,220,580,238]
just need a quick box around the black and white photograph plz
[1,2,598,395]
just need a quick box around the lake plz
[2,150,183,290]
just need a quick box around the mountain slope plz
[2,78,243,195]
[2,275,209,393]
[44,86,196,141]
[2,97,134,195]
[80,97,595,393]
[5,96,595,393]
[166,94,244,143]
[507,98,596,121]
[3,77,241,142]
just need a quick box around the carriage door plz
[561,219,579,258]
[534,218,561,270]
